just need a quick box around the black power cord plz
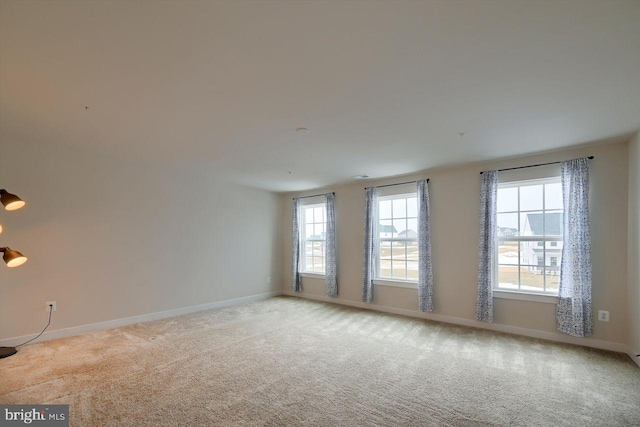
[15,304,53,348]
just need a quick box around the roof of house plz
[525,213,563,236]
[398,230,418,238]
[379,225,397,233]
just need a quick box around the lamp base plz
[0,346,17,358]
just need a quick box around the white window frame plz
[493,177,562,303]
[373,191,418,288]
[300,202,326,276]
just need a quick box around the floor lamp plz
[0,189,28,359]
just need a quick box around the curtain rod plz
[294,192,335,200]
[365,179,429,190]
[480,156,594,174]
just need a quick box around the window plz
[496,178,563,294]
[301,203,326,274]
[377,193,418,281]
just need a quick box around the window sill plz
[373,279,418,289]
[300,272,325,279]
[493,290,557,304]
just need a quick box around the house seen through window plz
[301,203,326,274]
[377,193,418,281]
[496,178,563,294]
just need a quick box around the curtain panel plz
[476,170,498,322]
[557,158,593,337]
[325,193,338,297]
[292,198,302,292]
[362,187,378,303]
[417,179,434,312]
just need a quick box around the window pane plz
[313,257,325,273]
[379,257,392,278]
[546,252,561,270]
[391,260,406,280]
[497,213,518,235]
[305,207,314,223]
[406,240,418,261]
[380,220,393,238]
[314,207,324,223]
[546,272,560,292]
[407,218,418,238]
[314,224,324,239]
[407,197,417,217]
[497,265,519,290]
[393,219,406,236]
[379,241,392,260]
[379,200,392,220]
[305,224,314,239]
[393,198,406,218]
[304,242,314,270]
[520,241,541,265]
[545,211,563,236]
[547,251,561,265]
[520,211,544,236]
[520,267,544,292]
[407,261,418,280]
[545,182,563,210]
[392,242,406,260]
[311,243,324,264]
[497,187,518,212]
[520,184,543,211]
[498,241,519,265]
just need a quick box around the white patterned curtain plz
[362,187,378,303]
[417,179,434,312]
[292,198,302,292]
[557,158,593,337]
[325,193,338,297]
[476,170,498,322]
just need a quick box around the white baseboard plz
[0,291,283,347]
[283,291,631,355]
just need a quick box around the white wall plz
[629,132,640,358]
[282,140,630,349]
[0,139,282,341]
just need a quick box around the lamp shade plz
[0,190,25,211]
[1,248,27,267]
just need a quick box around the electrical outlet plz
[46,301,57,312]
[267,276,272,285]
[598,310,609,322]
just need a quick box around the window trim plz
[300,272,325,279]
[299,202,327,276]
[494,176,563,297]
[373,278,419,289]
[493,290,557,304]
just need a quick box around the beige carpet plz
[1,296,639,426]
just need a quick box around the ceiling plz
[1,0,639,192]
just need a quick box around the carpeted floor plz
[1,296,639,426]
